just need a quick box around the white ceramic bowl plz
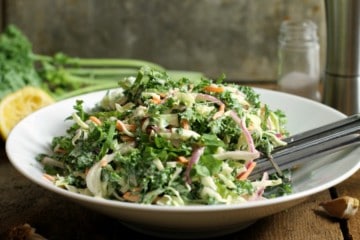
[6,88,360,239]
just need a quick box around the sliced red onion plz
[248,172,269,201]
[184,146,205,184]
[196,93,224,106]
[229,111,257,153]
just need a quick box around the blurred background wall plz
[0,0,325,82]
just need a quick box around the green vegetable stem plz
[0,24,203,101]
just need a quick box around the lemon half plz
[0,86,54,140]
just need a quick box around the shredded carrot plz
[177,156,189,164]
[116,120,123,131]
[89,116,102,125]
[159,92,167,98]
[150,94,162,104]
[120,135,135,142]
[43,173,55,182]
[116,120,136,136]
[100,158,109,167]
[237,161,257,180]
[180,119,190,130]
[213,104,225,119]
[116,122,136,131]
[123,191,140,202]
[125,124,137,131]
[204,85,224,93]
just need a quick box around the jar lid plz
[279,20,318,44]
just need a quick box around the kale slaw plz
[37,66,291,206]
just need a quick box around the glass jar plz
[277,20,321,101]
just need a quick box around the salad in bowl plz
[36,66,291,206]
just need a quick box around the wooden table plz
[0,84,359,240]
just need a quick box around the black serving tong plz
[248,113,360,180]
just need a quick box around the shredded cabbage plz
[37,66,291,206]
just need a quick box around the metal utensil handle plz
[249,114,360,180]
[269,114,360,159]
